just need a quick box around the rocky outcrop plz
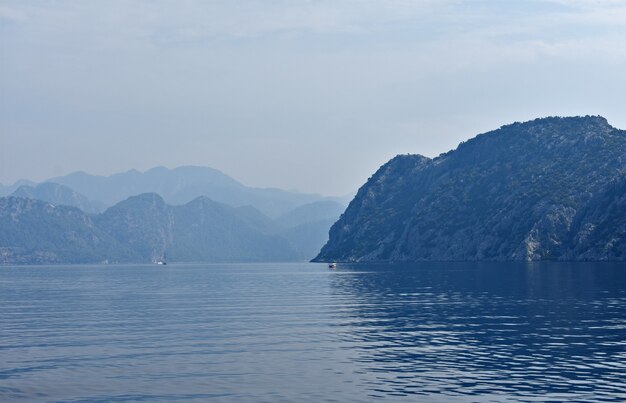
[315,116,626,262]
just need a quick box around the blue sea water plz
[1,262,625,402]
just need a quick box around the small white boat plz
[328,263,337,269]
[155,253,167,266]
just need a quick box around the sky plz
[1,0,625,195]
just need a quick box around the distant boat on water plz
[328,263,336,269]
[154,253,167,266]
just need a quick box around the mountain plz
[94,193,299,263]
[0,180,36,197]
[274,200,346,229]
[0,197,130,264]
[11,182,104,213]
[3,166,347,260]
[273,201,346,259]
[315,116,626,262]
[281,217,340,261]
[0,194,300,264]
[169,197,298,262]
[93,193,174,261]
[46,166,336,217]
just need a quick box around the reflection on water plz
[329,262,626,401]
[1,262,625,402]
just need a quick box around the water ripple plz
[1,262,625,402]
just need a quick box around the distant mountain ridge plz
[43,165,339,218]
[315,116,626,262]
[0,194,297,264]
[2,165,345,218]
[0,193,345,264]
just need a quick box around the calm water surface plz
[1,262,625,402]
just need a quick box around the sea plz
[1,262,625,402]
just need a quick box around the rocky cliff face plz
[567,175,626,260]
[315,116,626,262]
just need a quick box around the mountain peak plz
[107,193,167,212]
[11,182,103,213]
[128,192,165,203]
[185,195,220,207]
[498,115,615,139]
[505,115,609,128]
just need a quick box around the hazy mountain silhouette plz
[0,180,36,197]
[0,194,302,264]
[273,200,346,258]
[46,165,339,217]
[274,200,345,229]
[11,182,105,214]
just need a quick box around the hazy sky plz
[1,0,625,195]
